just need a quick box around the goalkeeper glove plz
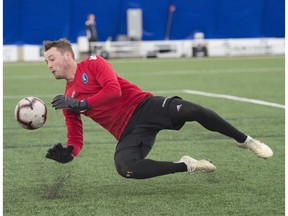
[46,143,74,164]
[52,95,89,112]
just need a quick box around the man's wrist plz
[79,99,89,111]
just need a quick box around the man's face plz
[89,14,95,21]
[44,47,69,79]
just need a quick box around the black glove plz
[52,95,89,112]
[46,143,74,164]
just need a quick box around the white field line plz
[154,89,285,109]
[184,90,285,109]
[4,89,284,109]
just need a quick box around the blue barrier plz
[3,0,284,45]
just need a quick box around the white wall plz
[3,38,285,62]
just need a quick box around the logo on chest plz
[81,73,88,84]
[71,90,76,98]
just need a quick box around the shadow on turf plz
[40,173,71,199]
[39,173,222,201]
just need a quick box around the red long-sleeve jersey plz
[63,56,153,156]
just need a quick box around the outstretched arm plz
[46,108,83,163]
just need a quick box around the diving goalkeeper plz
[43,38,273,179]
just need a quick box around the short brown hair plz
[43,38,75,59]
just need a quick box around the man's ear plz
[64,51,72,60]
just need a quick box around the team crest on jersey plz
[82,73,88,83]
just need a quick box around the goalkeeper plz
[44,38,273,179]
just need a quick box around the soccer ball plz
[15,97,47,130]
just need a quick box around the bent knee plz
[114,147,144,179]
[115,162,136,178]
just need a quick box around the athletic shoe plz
[237,136,273,159]
[179,156,216,173]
